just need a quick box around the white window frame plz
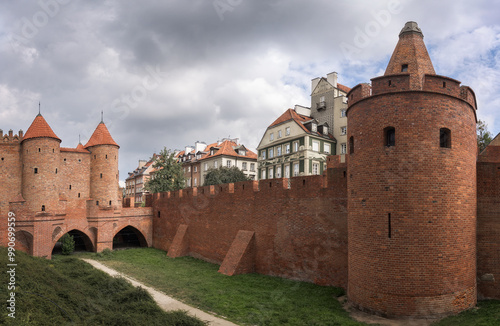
[276,145,282,156]
[194,178,197,186]
[214,161,218,168]
[278,130,282,138]
[204,163,208,171]
[293,141,299,152]
[270,133,274,141]
[269,148,274,158]
[312,140,319,152]
[293,162,299,177]
[276,166,281,178]
[285,143,290,154]
[312,162,319,175]
[341,109,347,117]
[194,166,197,172]
[312,123,317,132]
[341,143,347,154]
[227,160,232,168]
[268,167,274,179]
[341,126,347,135]
[250,163,255,171]
[324,143,331,154]
[261,169,266,179]
[284,164,290,178]
[285,127,290,136]
[242,162,247,170]
[261,151,266,160]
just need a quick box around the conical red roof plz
[84,122,119,148]
[23,114,61,142]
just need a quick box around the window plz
[188,166,191,172]
[194,166,197,172]
[214,161,218,168]
[270,133,274,141]
[268,167,274,179]
[38,148,41,152]
[401,64,408,72]
[293,162,299,177]
[312,140,319,152]
[324,143,331,154]
[285,143,290,154]
[55,168,58,174]
[349,136,354,154]
[312,123,317,132]
[109,200,112,205]
[78,193,80,198]
[269,148,274,158]
[284,164,290,178]
[340,126,347,135]
[341,109,347,117]
[187,178,191,187]
[312,162,319,175]
[440,128,451,148]
[100,173,103,178]
[41,205,45,211]
[194,178,197,186]
[320,96,325,102]
[276,166,282,178]
[242,162,247,170]
[341,143,347,154]
[34,168,38,174]
[261,169,266,179]
[278,130,282,138]
[227,160,232,168]
[261,151,266,160]
[384,127,395,147]
[293,141,299,152]
[323,125,328,135]
[285,127,290,136]
[276,146,282,156]
[204,163,208,171]
[106,155,108,159]
[250,163,255,171]
[96,201,99,206]
[69,185,72,190]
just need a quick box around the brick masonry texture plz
[0,121,153,259]
[153,168,349,287]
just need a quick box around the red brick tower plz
[346,22,477,317]
[84,119,121,210]
[21,114,62,213]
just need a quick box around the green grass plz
[432,300,500,326]
[0,247,205,326]
[78,248,365,326]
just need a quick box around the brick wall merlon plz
[347,83,371,108]
[371,74,410,95]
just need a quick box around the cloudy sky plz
[1,0,499,184]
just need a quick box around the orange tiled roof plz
[201,140,257,160]
[337,83,351,94]
[84,122,119,148]
[267,108,336,141]
[61,143,90,153]
[23,114,61,142]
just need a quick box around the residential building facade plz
[125,155,156,205]
[257,108,335,179]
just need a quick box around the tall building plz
[347,21,477,317]
[125,155,157,206]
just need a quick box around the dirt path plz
[81,259,238,326]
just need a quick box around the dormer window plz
[311,123,317,132]
[323,125,328,135]
[401,64,408,72]
[210,149,214,155]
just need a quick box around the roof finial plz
[79,134,81,144]
[101,110,104,123]
[38,102,41,116]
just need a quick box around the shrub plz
[60,234,75,255]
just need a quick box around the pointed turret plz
[22,114,61,142]
[84,122,119,148]
[384,21,435,89]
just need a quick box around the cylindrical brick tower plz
[346,22,477,317]
[21,114,62,213]
[84,120,121,210]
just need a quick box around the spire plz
[384,21,435,89]
[84,121,119,148]
[101,110,103,123]
[38,102,41,116]
[23,114,61,142]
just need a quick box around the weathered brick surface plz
[218,230,255,276]
[347,82,477,317]
[153,167,348,287]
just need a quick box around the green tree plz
[60,234,75,255]
[203,166,251,186]
[477,119,493,152]
[144,147,185,193]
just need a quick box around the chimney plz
[194,141,207,153]
[19,130,23,139]
[185,146,194,154]
[327,72,338,88]
[138,160,147,169]
[311,77,321,93]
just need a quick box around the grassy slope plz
[0,247,204,326]
[433,300,500,326]
[83,248,365,326]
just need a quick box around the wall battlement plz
[0,129,23,144]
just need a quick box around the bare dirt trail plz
[81,259,238,326]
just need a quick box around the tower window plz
[78,193,81,198]
[55,168,58,174]
[388,80,392,86]
[100,173,103,178]
[38,148,41,152]
[109,200,112,205]
[1,157,3,161]
[64,158,66,162]
[52,149,54,153]
[158,211,161,218]
[440,128,451,148]
[349,136,354,154]
[34,168,38,174]
[443,81,447,88]
[388,213,392,238]
[69,185,72,190]
[384,127,395,147]
[96,201,99,206]
[41,205,45,212]
[106,155,108,159]
[401,64,408,72]
[94,155,96,159]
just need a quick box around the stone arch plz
[15,230,33,255]
[52,229,94,255]
[112,225,148,249]
[52,226,63,242]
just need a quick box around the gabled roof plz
[269,109,311,129]
[84,122,119,148]
[201,140,257,160]
[23,114,61,142]
[337,83,351,94]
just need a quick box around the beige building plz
[310,72,350,160]
[125,155,156,205]
[256,108,335,179]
